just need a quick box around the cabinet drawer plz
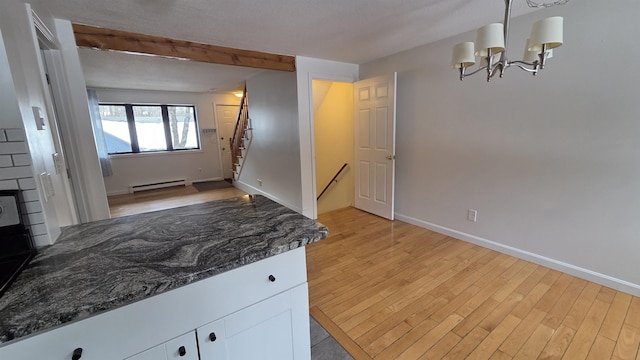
[226,247,306,304]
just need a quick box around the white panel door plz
[215,104,239,179]
[354,73,397,220]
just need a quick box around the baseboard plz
[233,181,303,214]
[395,212,640,297]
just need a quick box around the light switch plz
[32,106,46,130]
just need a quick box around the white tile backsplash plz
[0,155,13,167]
[5,129,27,142]
[0,128,46,245]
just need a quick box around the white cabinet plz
[0,248,310,360]
[125,344,166,360]
[126,332,198,360]
[197,283,310,360]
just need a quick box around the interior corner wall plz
[236,70,302,212]
[0,0,66,245]
[96,89,238,195]
[359,0,640,295]
[313,80,354,214]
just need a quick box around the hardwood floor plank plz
[513,323,555,359]
[395,314,463,360]
[587,335,616,360]
[539,324,576,360]
[562,299,610,359]
[499,308,547,356]
[600,292,633,341]
[467,315,521,360]
[612,324,640,360]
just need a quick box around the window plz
[99,104,200,154]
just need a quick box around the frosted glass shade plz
[529,16,563,51]
[523,38,553,62]
[475,23,505,57]
[452,42,476,68]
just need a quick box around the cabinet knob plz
[209,332,217,342]
[178,346,186,357]
[268,274,276,282]
[71,348,83,360]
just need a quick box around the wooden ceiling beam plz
[72,23,296,72]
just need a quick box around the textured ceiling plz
[36,0,543,92]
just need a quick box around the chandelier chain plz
[525,0,570,8]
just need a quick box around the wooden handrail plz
[230,85,249,175]
[317,163,348,201]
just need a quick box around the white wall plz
[360,0,640,295]
[96,89,239,195]
[235,70,302,211]
[0,28,22,129]
[296,56,359,218]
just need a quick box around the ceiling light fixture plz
[452,0,568,82]
[233,91,243,98]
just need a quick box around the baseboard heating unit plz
[128,179,187,194]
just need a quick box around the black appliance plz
[0,189,37,297]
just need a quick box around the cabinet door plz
[198,283,310,360]
[125,344,167,360]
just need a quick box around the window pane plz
[99,105,132,153]
[132,106,167,152]
[168,106,199,149]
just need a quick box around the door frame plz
[213,102,240,180]
[302,72,357,220]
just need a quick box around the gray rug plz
[193,180,233,192]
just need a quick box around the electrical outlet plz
[467,209,478,222]
[257,179,262,187]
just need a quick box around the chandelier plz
[451,0,568,82]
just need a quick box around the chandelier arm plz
[464,66,490,77]
[512,63,540,74]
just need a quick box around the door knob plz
[268,274,276,282]
[178,346,186,356]
[386,155,395,160]
[209,332,217,342]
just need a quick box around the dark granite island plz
[0,195,327,360]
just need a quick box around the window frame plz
[99,103,200,155]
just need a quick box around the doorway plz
[312,80,354,215]
[215,104,240,180]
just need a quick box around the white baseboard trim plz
[233,181,303,214]
[395,212,640,297]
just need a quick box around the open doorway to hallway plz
[312,80,354,216]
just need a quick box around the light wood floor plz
[107,185,246,218]
[307,207,640,360]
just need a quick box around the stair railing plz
[230,85,250,178]
[317,163,348,200]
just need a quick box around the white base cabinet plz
[0,248,311,360]
[197,283,310,360]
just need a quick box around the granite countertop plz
[0,195,327,344]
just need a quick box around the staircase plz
[230,86,251,180]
